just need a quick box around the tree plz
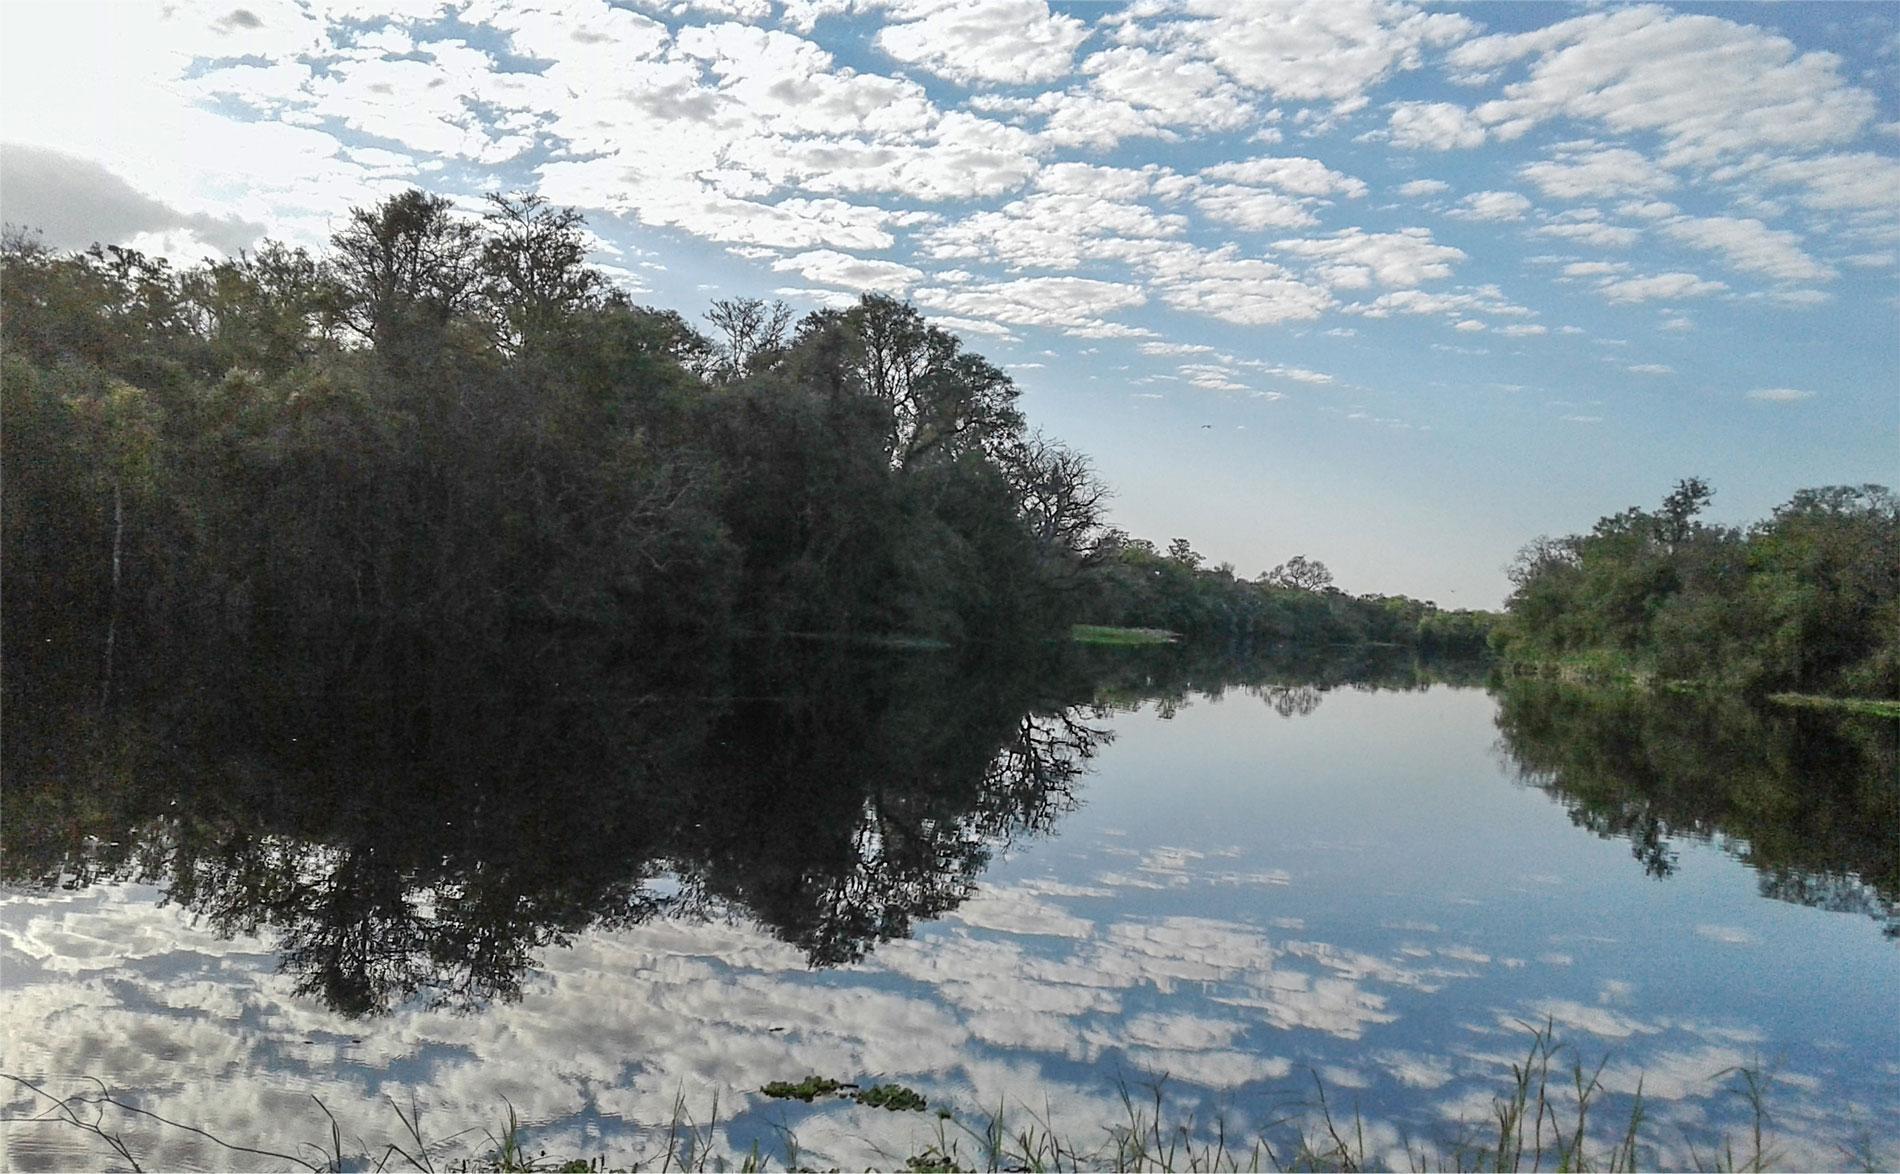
[704,296,792,383]
[1001,433,1111,571]
[182,240,330,374]
[326,189,482,355]
[478,192,605,355]
[844,295,1023,470]
[1655,476,1713,547]
[1264,555,1333,592]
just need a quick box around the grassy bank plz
[1070,625,1181,646]
[1768,693,1900,719]
[1501,657,1899,717]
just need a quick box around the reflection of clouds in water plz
[1371,1049,1456,1090]
[0,880,1421,1169]
[1517,999,1661,1040]
[1436,945,1491,965]
[1121,1048,1292,1088]
[1091,843,1291,893]
[5,891,262,975]
[944,888,1092,939]
[1694,924,1760,946]
[1119,1011,1248,1052]
[1213,974,1397,1040]
[1598,978,1635,1004]
[1210,869,1292,887]
[1015,878,1114,899]
[5,874,1884,1172]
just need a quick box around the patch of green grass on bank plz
[1769,692,1900,719]
[1070,624,1180,646]
[1500,649,1657,686]
[1506,660,1900,718]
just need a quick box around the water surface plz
[4,647,1895,1170]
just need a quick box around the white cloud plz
[1193,184,1320,231]
[1273,227,1465,288]
[1520,146,1678,200]
[771,248,925,292]
[1450,190,1533,221]
[875,0,1092,86]
[1534,214,1642,249]
[1139,342,1216,357]
[1715,152,1900,243]
[1562,261,1630,278]
[1617,199,1680,220]
[1199,155,1368,198]
[1055,44,1254,142]
[1176,0,1476,107]
[1387,101,1487,150]
[912,274,1148,333]
[915,192,1186,271]
[1344,284,1537,321]
[1596,271,1727,303]
[1660,216,1835,283]
[1746,387,1816,402]
[1449,7,1880,165]
[1396,178,1450,198]
[1153,255,1337,326]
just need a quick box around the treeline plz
[2,190,1115,700]
[1076,537,1495,655]
[1491,478,1899,698]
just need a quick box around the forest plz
[1,186,1484,713]
[1490,478,1899,700]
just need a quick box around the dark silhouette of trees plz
[1264,555,1333,592]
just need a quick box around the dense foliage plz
[2,190,1112,706]
[1491,478,1900,697]
[1076,535,1495,655]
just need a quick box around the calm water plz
[3,646,1896,1170]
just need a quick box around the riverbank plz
[1070,624,1182,646]
[1497,655,1898,717]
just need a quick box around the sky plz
[2,0,1896,606]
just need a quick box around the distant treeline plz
[1077,538,1495,655]
[1491,478,1899,698]
[1,188,1491,701]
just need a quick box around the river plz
[3,644,1895,1170]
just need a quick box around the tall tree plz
[326,189,481,357]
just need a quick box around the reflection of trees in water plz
[1082,642,1490,721]
[1493,680,1900,938]
[1260,685,1324,719]
[3,639,1110,1015]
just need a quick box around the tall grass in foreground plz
[2,1024,1887,1172]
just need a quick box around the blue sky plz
[3,0,1896,605]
